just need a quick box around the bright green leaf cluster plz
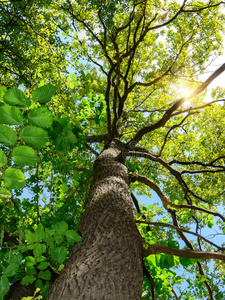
[0,84,56,192]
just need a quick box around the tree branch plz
[132,172,225,222]
[182,1,225,13]
[171,99,225,117]
[143,262,156,300]
[127,151,209,204]
[127,63,225,146]
[143,243,225,261]
[169,155,225,167]
[85,144,99,157]
[65,0,113,66]
[86,134,108,143]
[137,220,225,251]
[169,209,215,298]
[131,193,141,213]
[158,111,196,157]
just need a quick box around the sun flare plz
[178,87,192,98]
[177,87,193,108]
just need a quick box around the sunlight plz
[178,87,192,98]
[177,87,192,107]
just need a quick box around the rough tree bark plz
[48,139,143,299]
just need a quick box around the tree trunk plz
[48,140,143,299]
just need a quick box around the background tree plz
[1,0,225,299]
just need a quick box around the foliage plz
[1,0,225,299]
[0,84,85,299]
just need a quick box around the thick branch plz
[85,144,99,157]
[143,243,225,261]
[86,134,108,143]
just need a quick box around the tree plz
[1,0,225,299]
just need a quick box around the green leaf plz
[45,227,56,238]
[53,131,76,151]
[0,86,7,100]
[0,105,23,125]
[207,220,214,228]
[25,231,35,244]
[175,275,183,283]
[147,255,156,267]
[3,168,26,189]
[0,188,12,200]
[168,240,179,249]
[65,230,82,244]
[0,150,7,167]
[54,234,64,244]
[0,125,17,146]
[208,214,214,221]
[183,216,189,224]
[12,146,39,166]
[50,117,76,150]
[50,246,67,264]
[160,254,167,269]
[34,224,45,241]
[167,270,176,277]
[4,262,19,277]
[4,251,23,264]
[179,256,194,267]
[37,261,49,270]
[22,275,36,286]
[28,107,53,129]
[32,84,56,104]
[55,221,68,234]
[33,243,46,259]
[155,254,161,267]
[163,255,174,269]
[203,218,207,226]
[0,275,10,298]
[36,280,49,298]
[199,275,206,282]
[3,87,31,107]
[25,256,36,267]
[0,264,5,274]
[38,270,51,280]
[26,265,36,276]
[35,279,43,289]
[20,126,48,148]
